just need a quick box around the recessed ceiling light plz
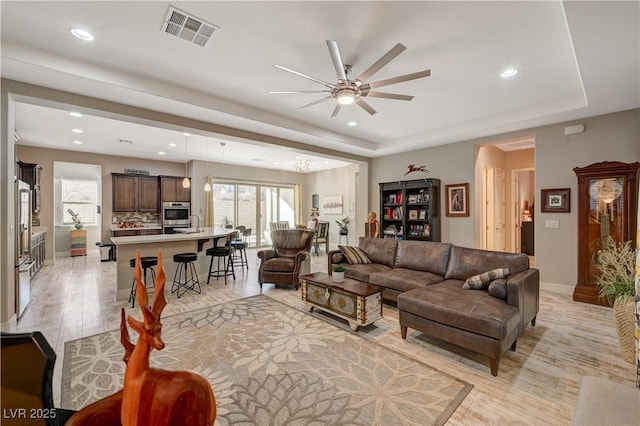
[295,155,301,160]
[158,151,166,155]
[69,112,83,118]
[71,128,83,134]
[273,162,280,165]
[324,160,330,164]
[182,132,191,136]
[500,68,518,78]
[169,143,177,147]
[252,158,264,162]
[70,28,94,41]
[347,121,357,127]
[72,140,83,145]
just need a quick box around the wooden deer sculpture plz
[68,249,216,426]
[121,249,216,426]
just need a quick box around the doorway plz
[513,168,535,255]
[477,140,535,254]
[53,162,102,257]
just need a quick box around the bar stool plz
[230,228,251,272]
[128,256,157,307]
[171,253,201,298]
[206,234,236,285]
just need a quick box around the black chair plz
[1,331,76,426]
[206,233,236,285]
[128,256,157,307]
[171,253,201,298]
[230,227,251,272]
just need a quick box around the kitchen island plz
[110,227,234,300]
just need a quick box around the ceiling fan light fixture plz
[337,90,355,105]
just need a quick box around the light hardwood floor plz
[14,248,636,425]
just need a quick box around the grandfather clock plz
[573,161,640,305]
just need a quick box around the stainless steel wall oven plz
[162,202,190,233]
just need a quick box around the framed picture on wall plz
[322,195,343,214]
[541,188,570,213]
[445,183,470,217]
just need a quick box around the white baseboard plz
[540,281,574,295]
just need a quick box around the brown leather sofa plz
[328,238,539,376]
[258,229,314,290]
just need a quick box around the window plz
[57,179,98,225]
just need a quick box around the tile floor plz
[14,247,637,424]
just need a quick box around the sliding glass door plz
[236,185,257,247]
[213,182,295,248]
[260,186,295,246]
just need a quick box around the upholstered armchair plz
[258,229,314,290]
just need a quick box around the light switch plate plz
[545,219,559,228]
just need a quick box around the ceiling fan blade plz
[368,69,431,89]
[331,104,342,118]
[355,98,377,115]
[364,91,414,101]
[355,43,406,82]
[294,96,333,111]
[274,64,337,89]
[269,90,331,94]
[326,40,347,82]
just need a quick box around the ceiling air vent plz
[163,6,219,47]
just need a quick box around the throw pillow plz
[338,245,371,265]
[488,278,508,300]
[462,268,509,290]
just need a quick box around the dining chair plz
[313,221,330,256]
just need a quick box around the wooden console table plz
[300,272,383,331]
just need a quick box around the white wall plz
[304,164,364,246]
[369,109,640,292]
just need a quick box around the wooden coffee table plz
[300,272,383,331]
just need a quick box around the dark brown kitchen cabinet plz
[160,176,191,202]
[17,160,42,213]
[112,174,137,212]
[137,176,160,212]
[112,174,160,212]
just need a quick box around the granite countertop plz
[31,226,48,236]
[110,227,233,245]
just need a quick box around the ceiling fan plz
[270,40,431,117]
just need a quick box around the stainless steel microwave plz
[162,202,190,225]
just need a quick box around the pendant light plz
[203,138,211,192]
[182,133,191,189]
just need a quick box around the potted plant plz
[596,236,636,364]
[310,207,320,228]
[335,217,350,235]
[68,209,83,229]
[332,265,346,283]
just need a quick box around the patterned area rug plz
[62,295,472,425]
